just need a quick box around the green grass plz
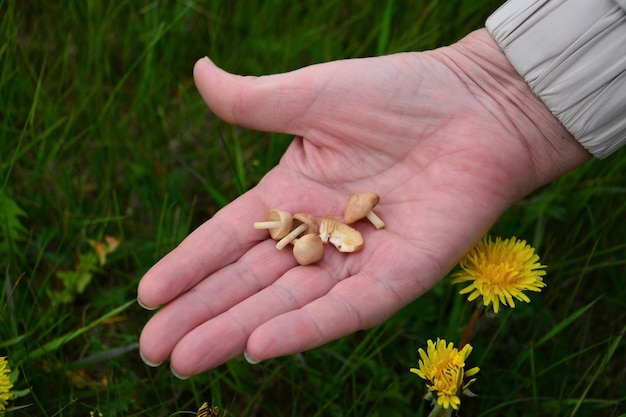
[2,1,625,416]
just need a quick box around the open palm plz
[137,30,588,377]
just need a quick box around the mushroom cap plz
[266,209,293,240]
[292,234,325,265]
[275,212,318,250]
[292,212,318,235]
[319,217,364,253]
[344,192,380,224]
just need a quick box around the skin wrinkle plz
[383,229,450,297]
[294,59,445,185]
[377,160,485,262]
[140,301,204,363]
[408,137,497,207]
[187,287,221,319]
[186,284,276,366]
[250,304,325,358]
[276,151,380,208]
[304,309,329,350]
[361,268,409,318]
[389,163,501,272]
[224,306,259,338]
[296,69,336,137]
[195,216,244,266]
[446,33,590,181]
[296,139,348,185]
[268,279,303,311]
[433,48,531,138]
[314,242,402,333]
[280,151,341,190]
[246,266,345,360]
[172,311,248,375]
[457,65,544,180]
[325,283,368,331]
[432,52,546,200]
[143,280,232,362]
[347,266,410,330]
[230,74,261,126]
[238,249,273,295]
[306,60,417,151]
[233,239,298,290]
[219,240,293,295]
[397,242,446,296]
[261,264,341,316]
[172,219,251,297]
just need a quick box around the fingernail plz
[139,350,163,368]
[137,297,158,311]
[170,365,189,380]
[243,350,262,365]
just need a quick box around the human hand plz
[137,29,589,377]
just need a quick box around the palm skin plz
[137,29,590,378]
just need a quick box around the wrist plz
[445,29,591,188]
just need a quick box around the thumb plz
[193,57,317,135]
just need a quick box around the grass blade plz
[569,324,626,416]
[516,298,599,367]
[535,298,599,348]
[29,299,136,359]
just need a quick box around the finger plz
[168,253,350,377]
[136,169,338,310]
[138,239,297,367]
[244,245,439,362]
[244,275,412,362]
[137,190,275,308]
[193,57,324,135]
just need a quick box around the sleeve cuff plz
[486,0,626,159]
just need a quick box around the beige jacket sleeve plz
[486,0,626,159]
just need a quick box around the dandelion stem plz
[459,305,483,349]
[426,404,443,417]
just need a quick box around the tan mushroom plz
[319,217,364,253]
[253,209,293,240]
[292,234,325,265]
[276,213,318,250]
[344,192,385,229]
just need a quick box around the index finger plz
[137,190,274,308]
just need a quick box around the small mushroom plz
[292,234,325,265]
[253,209,293,240]
[276,213,318,250]
[344,192,385,229]
[319,217,364,253]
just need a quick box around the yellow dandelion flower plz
[411,339,472,381]
[410,339,479,411]
[0,357,14,411]
[430,366,464,410]
[451,236,546,313]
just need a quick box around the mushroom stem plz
[344,192,385,229]
[275,223,308,250]
[254,209,293,240]
[366,211,385,229]
[254,221,281,229]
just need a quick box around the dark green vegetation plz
[2,1,625,416]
